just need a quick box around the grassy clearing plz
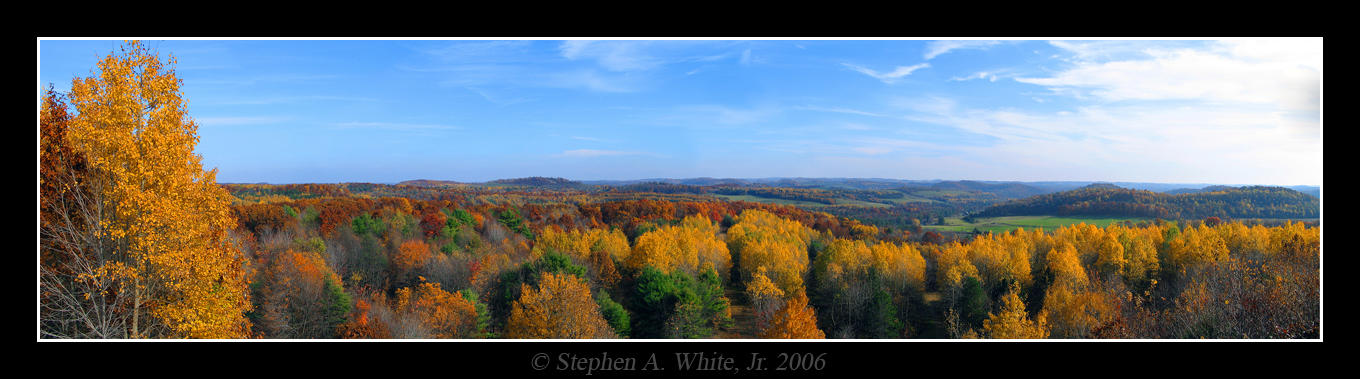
[924,216,1152,234]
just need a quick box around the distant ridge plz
[398,179,465,187]
[1165,185,1237,195]
[397,177,1319,198]
[486,176,587,189]
[1079,182,1123,190]
[401,177,586,188]
[912,180,1049,199]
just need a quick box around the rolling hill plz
[973,185,1319,220]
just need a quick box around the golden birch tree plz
[53,41,251,338]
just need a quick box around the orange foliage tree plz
[394,282,478,338]
[251,249,350,338]
[40,86,113,338]
[758,293,825,339]
[338,298,393,339]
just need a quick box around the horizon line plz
[217,176,1322,188]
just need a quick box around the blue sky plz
[38,39,1322,185]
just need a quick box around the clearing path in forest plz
[717,286,756,339]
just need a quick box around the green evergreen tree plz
[595,291,631,338]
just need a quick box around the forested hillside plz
[974,185,1319,220]
[220,193,1319,339]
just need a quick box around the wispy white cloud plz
[890,96,958,115]
[795,105,888,118]
[558,40,748,71]
[409,41,754,94]
[840,136,953,156]
[421,40,536,63]
[842,63,930,84]
[466,87,532,106]
[409,41,645,93]
[1217,39,1321,70]
[924,40,1002,60]
[544,70,640,93]
[1020,39,1321,111]
[1045,40,1201,63]
[677,105,782,125]
[949,69,1017,82]
[893,95,1321,185]
[560,40,661,72]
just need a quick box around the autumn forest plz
[38,41,1322,340]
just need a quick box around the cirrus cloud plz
[842,62,930,84]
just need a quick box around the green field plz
[923,216,1152,234]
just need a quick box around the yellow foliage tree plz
[60,41,250,338]
[535,226,591,260]
[965,232,1033,290]
[1037,281,1117,338]
[1054,223,1105,263]
[1268,221,1319,260]
[1046,242,1088,289]
[1167,224,1230,272]
[816,239,873,287]
[592,228,632,263]
[745,268,786,333]
[936,241,979,291]
[849,223,880,240]
[536,226,632,263]
[1093,233,1126,279]
[1107,225,1161,284]
[505,272,616,339]
[871,241,927,292]
[627,215,730,279]
[982,284,1048,339]
[727,210,813,295]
